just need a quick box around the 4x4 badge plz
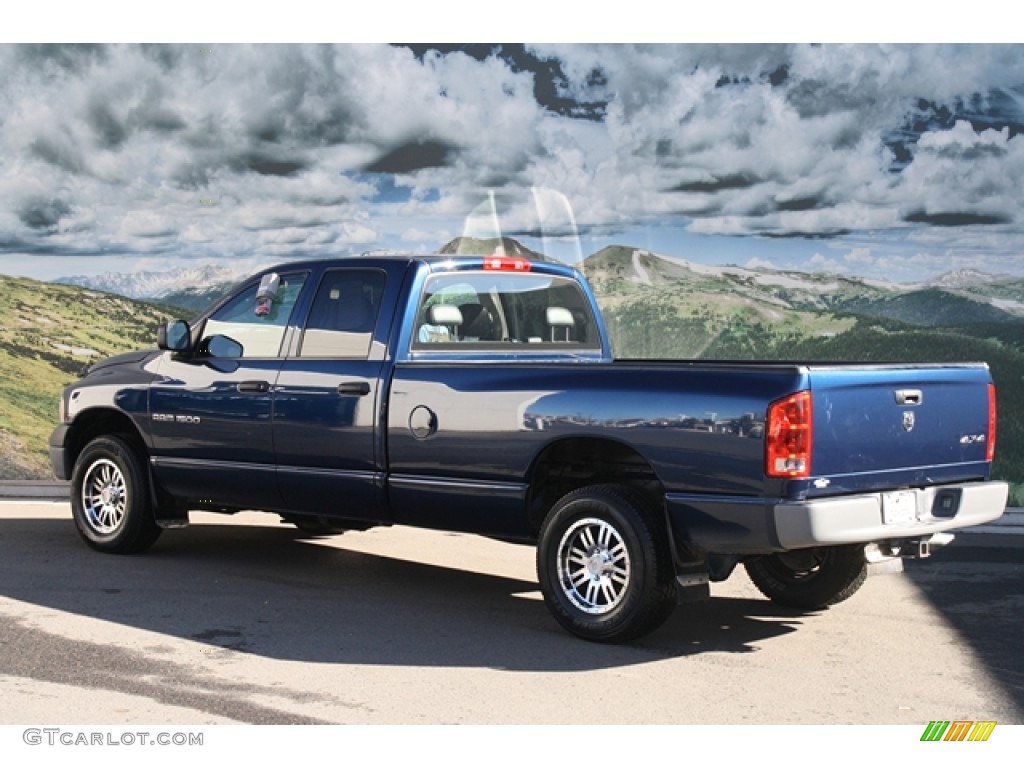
[903,411,915,432]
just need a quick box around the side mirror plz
[158,320,191,352]
[197,334,243,359]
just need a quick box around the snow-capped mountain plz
[55,264,247,300]
[925,269,1010,289]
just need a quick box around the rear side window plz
[413,272,599,350]
[299,269,387,358]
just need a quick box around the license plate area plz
[882,490,918,525]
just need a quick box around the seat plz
[419,304,463,343]
[300,278,378,357]
[334,294,375,332]
[307,281,375,331]
[546,306,575,342]
[460,302,500,341]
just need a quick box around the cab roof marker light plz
[766,390,813,479]
[483,256,532,272]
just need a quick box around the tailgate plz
[807,364,994,495]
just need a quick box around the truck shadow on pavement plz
[0,516,807,672]
[902,538,1024,717]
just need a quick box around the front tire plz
[537,485,676,643]
[744,544,867,610]
[70,435,162,554]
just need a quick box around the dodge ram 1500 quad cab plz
[50,255,1008,642]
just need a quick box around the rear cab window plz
[411,271,601,352]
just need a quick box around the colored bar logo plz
[921,721,997,742]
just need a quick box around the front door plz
[149,271,308,510]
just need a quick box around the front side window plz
[413,272,600,350]
[200,272,307,358]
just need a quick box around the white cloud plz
[2,44,1024,280]
[119,210,176,238]
[843,247,875,266]
[809,253,849,273]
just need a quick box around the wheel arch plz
[65,407,149,471]
[66,408,185,530]
[525,436,666,535]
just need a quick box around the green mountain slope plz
[585,247,858,357]
[840,289,1019,326]
[160,284,234,315]
[0,274,174,479]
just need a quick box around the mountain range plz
[585,245,1024,325]
[56,263,248,315]
[53,241,1024,325]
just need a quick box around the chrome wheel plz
[538,485,676,642]
[557,516,632,615]
[81,457,128,535]
[71,436,161,553]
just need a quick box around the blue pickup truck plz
[49,254,1008,642]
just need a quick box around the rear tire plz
[70,436,162,554]
[744,545,867,610]
[537,485,676,643]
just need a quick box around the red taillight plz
[987,383,997,462]
[766,391,813,478]
[483,256,531,272]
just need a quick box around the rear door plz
[272,262,406,521]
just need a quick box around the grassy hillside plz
[587,247,857,357]
[0,274,174,479]
[840,289,1019,326]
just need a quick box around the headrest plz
[428,304,463,326]
[546,306,575,327]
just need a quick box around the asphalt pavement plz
[2,499,1022,726]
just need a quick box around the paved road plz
[0,502,1021,725]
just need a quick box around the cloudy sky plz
[1,42,1023,283]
